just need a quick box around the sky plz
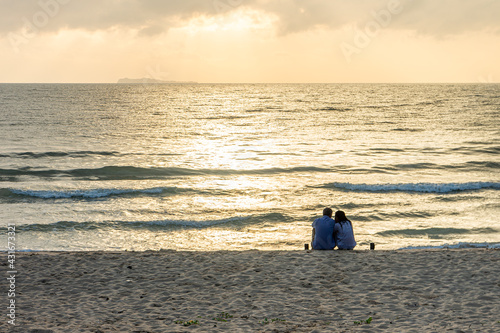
[0,0,499,83]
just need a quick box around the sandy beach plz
[2,249,499,332]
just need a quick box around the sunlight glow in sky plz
[0,0,499,83]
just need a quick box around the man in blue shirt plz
[311,208,336,250]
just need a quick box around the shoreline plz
[4,240,500,253]
[2,249,499,332]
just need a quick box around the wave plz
[0,186,189,199]
[365,145,499,157]
[0,151,120,158]
[393,161,500,171]
[1,213,293,233]
[325,182,500,193]
[316,107,352,112]
[354,210,438,222]
[399,242,500,250]
[1,160,497,181]
[451,146,500,155]
[0,166,331,180]
[0,151,183,159]
[376,227,498,238]
[462,161,500,169]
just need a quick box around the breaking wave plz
[325,182,500,193]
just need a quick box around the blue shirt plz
[312,215,336,250]
[333,221,357,250]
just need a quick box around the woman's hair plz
[335,210,353,230]
[335,210,348,222]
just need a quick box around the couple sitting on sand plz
[311,208,357,250]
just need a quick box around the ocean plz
[1,83,499,251]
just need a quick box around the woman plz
[333,210,357,250]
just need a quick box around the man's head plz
[323,207,333,218]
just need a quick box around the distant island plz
[117,78,197,84]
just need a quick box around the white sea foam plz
[332,182,500,193]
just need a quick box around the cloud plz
[387,0,500,36]
[0,0,219,35]
[251,0,500,36]
[0,0,499,37]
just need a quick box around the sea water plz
[0,83,499,251]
